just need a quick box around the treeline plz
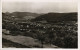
[33,12,77,22]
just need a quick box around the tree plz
[54,37,64,47]
[63,35,78,48]
[47,30,57,45]
[37,33,45,48]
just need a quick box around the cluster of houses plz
[14,20,77,34]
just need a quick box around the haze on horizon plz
[2,2,77,13]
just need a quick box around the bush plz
[63,36,78,48]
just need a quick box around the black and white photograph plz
[2,0,78,48]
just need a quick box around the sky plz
[2,0,78,13]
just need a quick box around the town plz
[2,12,78,48]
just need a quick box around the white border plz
[0,0,2,50]
[1,0,79,50]
[2,0,77,2]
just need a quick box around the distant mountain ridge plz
[2,12,77,22]
[2,12,43,20]
[33,12,77,22]
[11,12,42,18]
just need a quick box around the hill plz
[2,12,42,20]
[33,12,77,22]
[11,12,42,18]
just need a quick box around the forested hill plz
[33,12,77,22]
